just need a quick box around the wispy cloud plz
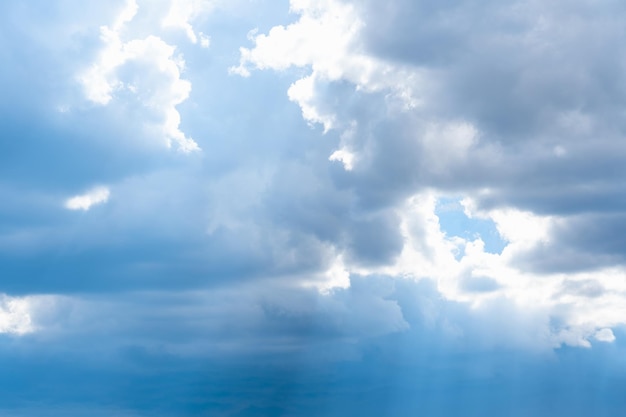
[65,186,110,211]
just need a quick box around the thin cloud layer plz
[65,186,110,211]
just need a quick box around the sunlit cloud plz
[65,186,110,211]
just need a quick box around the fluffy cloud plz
[233,0,626,348]
[65,186,110,211]
[231,0,421,131]
[0,294,36,335]
[79,0,212,152]
[4,0,625,352]
[162,0,213,44]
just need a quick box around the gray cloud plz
[236,0,626,273]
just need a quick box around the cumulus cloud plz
[162,0,213,44]
[65,186,110,211]
[231,0,421,131]
[79,0,211,152]
[0,294,35,335]
[233,0,626,348]
[595,328,616,343]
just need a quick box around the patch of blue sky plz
[436,197,506,255]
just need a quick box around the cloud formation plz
[65,186,111,211]
[79,0,211,152]
[0,294,34,335]
[233,0,626,348]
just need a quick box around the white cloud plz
[462,198,554,249]
[199,32,210,48]
[79,0,209,152]
[0,294,35,335]
[162,0,213,44]
[310,189,626,349]
[65,186,111,211]
[329,148,355,171]
[231,0,421,132]
[594,328,616,343]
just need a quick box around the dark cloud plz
[266,0,626,271]
[345,212,404,265]
[511,213,626,273]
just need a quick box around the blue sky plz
[2,0,626,415]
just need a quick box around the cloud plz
[595,328,616,343]
[0,294,35,335]
[162,0,213,44]
[78,0,212,152]
[235,0,626,206]
[231,0,420,130]
[65,186,110,211]
[4,0,626,414]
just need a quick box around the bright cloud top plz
[65,186,111,211]
[0,294,35,335]
[79,0,211,152]
[162,0,212,45]
[231,0,421,132]
[388,193,626,348]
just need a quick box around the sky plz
[2,0,626,415]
